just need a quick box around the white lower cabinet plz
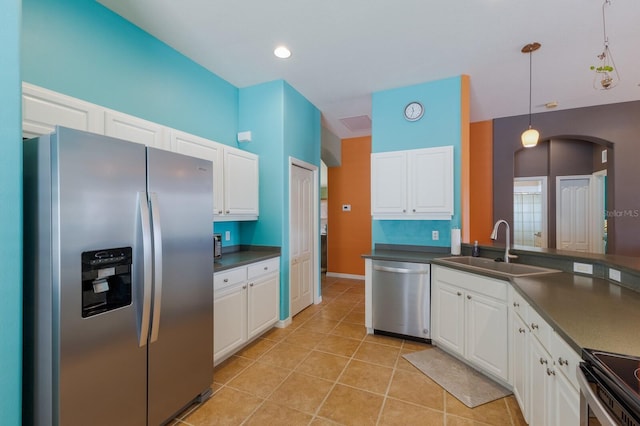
[509,286,580,426]
[510,310,530,421]
[431,266,509,382]
[213,257,279,365]
[433,265,581,426]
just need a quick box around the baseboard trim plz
[275,317,292,328]
[326,272,365,280]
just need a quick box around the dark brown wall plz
[493,100,640,255]
[514,139,602,248]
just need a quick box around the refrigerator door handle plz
[149,192,163,343]
[138,192,153,347]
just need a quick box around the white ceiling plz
[98,0,640,140]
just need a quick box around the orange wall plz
[468,120,494,244]
[327,136,372,276]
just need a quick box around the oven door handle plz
[577,364,619,426]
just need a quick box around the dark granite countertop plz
[432,258,640,357]
[213,246,280,272]
[368,244,640,357]
[361,244,451,263]
[511,273,640,358]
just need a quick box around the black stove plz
[581,348,640,426]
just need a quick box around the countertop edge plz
[214,248,281,272]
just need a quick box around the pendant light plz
[591,0,619,90]
[521,42,541,148]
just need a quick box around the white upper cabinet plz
[22,82,104,138]
[104,110,170,150]
[371,151,407,215]
[223,148,259,218]
[170,129,224,217]
[410,146,454,215]
[371,146,453,220]
[170,130,259,221]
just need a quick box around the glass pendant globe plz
[521,128,539,148]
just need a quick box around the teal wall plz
[0,1,22,424]
[22,0,238,145]
[239,80,321,318]
[371,76,463,247]
[213,222,241,247]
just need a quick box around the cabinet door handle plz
[242,285,247,289]
[223,278,229,283]
[518,328,525,333]
[264,266,268,270]
[457,292,462,296]
[226,210,230,214]
[250,283,254,287]
[412,209,416,212]
[531,323,539,330]
[546,368,556,376]
[218,210,223,214]
[403,209,406,213]
[513,302,520,307]
[467,295,472,300]
[539,357,548,365]
[558,357,569,366]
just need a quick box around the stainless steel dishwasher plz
[372,260,431,342]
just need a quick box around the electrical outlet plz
[225,231,231,241]
[609,268,621,282]
[573,262,593,275]
[432,230,439,241]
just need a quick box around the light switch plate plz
[225,231,230,241]
[342,204,351,212]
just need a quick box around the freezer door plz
[146,147,214,425]
[54,128,148,425]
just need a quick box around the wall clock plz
[404,101,424,121]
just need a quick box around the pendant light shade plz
[521,127,540,148]
[521,42,541,148]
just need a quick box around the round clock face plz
[404,102,424,121]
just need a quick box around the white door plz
[290,164,314,316]
[556,176,591,251]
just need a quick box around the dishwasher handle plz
[373,264,429,274]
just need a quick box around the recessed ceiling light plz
[274,46,291,59]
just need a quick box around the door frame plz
[591,170,607,254]
[288,157,320,319]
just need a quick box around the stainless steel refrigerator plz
[23,126,214,425]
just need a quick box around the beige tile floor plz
[173,275,526,426]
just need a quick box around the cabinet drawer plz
[435,266,508,301]
[509,288,529,323]
[214,267,246,291]
[551,331,581,390]
[248,258,280,280]
[528,306,552,349]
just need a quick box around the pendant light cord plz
[602,0,611,48]
[528,49,532,128]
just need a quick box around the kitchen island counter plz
[511,272,640,358]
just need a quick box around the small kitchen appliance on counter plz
[578,348,640,425]
[214,233,222,258]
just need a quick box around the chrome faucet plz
[490,219,517,263]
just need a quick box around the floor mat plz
[403,347,512,408]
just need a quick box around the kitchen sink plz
[436,256,560,277]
